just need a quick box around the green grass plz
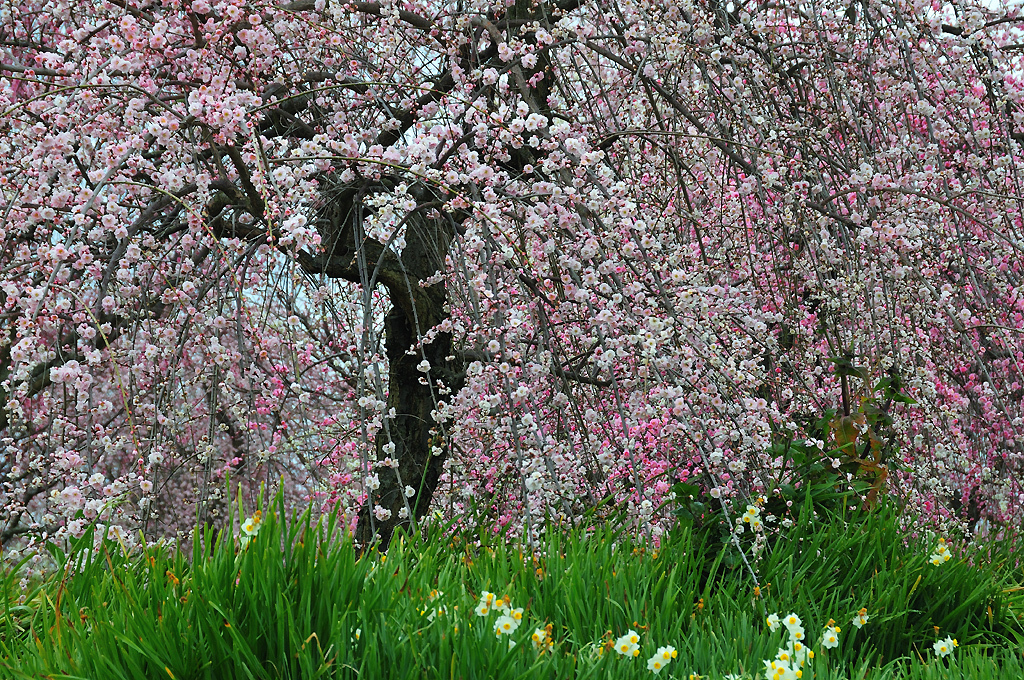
[1,494,1021,679]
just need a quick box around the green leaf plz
[671,482,701,499]
[828,354,869,379]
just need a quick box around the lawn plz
[2,492,1022,679]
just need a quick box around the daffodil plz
[764,612,814,679]
[417,589,448,621]
[479,592,522,636]
[241,511,262,536]
[238,511,262,548]
[614,629,641,657]
[496,596,521,620]
[930,538,952,566]
[531,627,552,652]
[476,591,496,616]
[763,658,792,680]
[790,640,812,665]
[646,645,677,673]
[821,625,840,649]
[494,615,517,636]
[422,604,447,621]
[852,608,869,628]
[933,636,958,657]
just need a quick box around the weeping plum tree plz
[2,0,1024,557]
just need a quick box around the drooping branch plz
[282,0,434,30]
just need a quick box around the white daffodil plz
[852,608,869,628]
[239,511,262,548]
[933,636,958,657]
[930,538,953,565]
[476,591,496,616]
[822,625,840,649]
[614,629,641,657]
[646,656,667,673]
[494,615,517,637]
[241,511,262,536]
[763,612,815,680]
[646,645,678,673]
[789,639,811,665]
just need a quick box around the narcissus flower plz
[241,511,262,536]
[930,538,952,565]
[476,591,497,616]
[239,511,262,547]
[646,656,666,673]
[763,658,801,680]
[419,590,447,622]
[531,626,553,652]
[852,608,869,628]
[821,625,840,649]
[614,629,641,657]
[494,615,517,636]
[646,645,678,673]
[790,640,811,665]
[496,596,522,621]
[933,636,958,657]
[763,611,815,679]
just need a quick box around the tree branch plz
[282,0,433,30]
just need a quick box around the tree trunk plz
[352,304,460,550]
[337,204,465,551]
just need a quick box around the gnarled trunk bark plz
[353,303,463,550]
[301,193,465,551]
